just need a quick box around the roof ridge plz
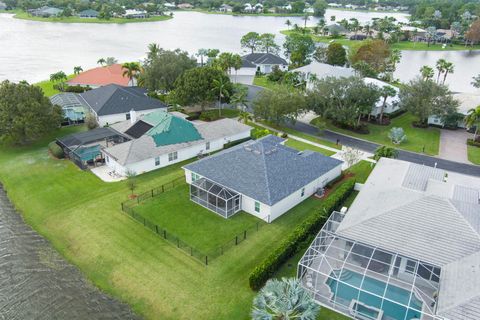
[259,143,273,205]
[447,198,480,241]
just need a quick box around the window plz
[206,141,210,150]
[301,188,305,197]
[168,151,178,162]
[126,113,131,120]
[405,259,416,274]
[191,172,199,182]
[255,201,260,213]
[155,156,160,166]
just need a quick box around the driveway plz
[439,129,472,164]
[230,75,255,85]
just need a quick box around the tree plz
[373,146,398,161]
[350,40,391,76]
[73,66,83,75]
[0,81,62,145]
[312,0,327,18]
[122,62,141,86]
[258,33,279,54]
[341,147,362,168]
[141,48,197,92]
[307,76,380,129]
[389,127,407,144]
[389,49,402,71]
[251,278,319,320]
[239,111,252,123]
[283,33,315,67]
[147,43,161,62]
[240,32,260,53]
[212,76,230,116]
[291,1,305,14]
[435,58,447,83]
[303,13,309,30]
[125,170,137,196]
[326,43,347,66]
[420,65,434,81]
[105,57,118,66]
[49,71,67,91]
[349,18,360,37]
[285,19,292,30]
[399,77,459,125]
[425,26,437,47]
[472,74,480,88]
[253,86,305,125]
[378,85,397,123]
[230,84,249,111]
[97,58,106,66]
[465,106,480,141]
[171,67,232,111]
[196,48,208,67]
[84,112,98,130]
[465,19,480,45]
[313,46,327,63]
[231,54,243,82]
[215,52,234,74]
[442,61,454,84]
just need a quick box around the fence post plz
[151,189,154,197]
[121,202,124,211]
[221,246,223,255]
[155,225,159,234]
[244,230,247,240]
[256,222,259,231]
[162,185,164,193]
[143,217,146,226]
[177,238,180,248]
[235,236,238,245]
[190,247,193,256]
[163,230,167,239]
[205,256,208,266]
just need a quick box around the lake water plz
[0,10,478,93]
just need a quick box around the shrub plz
[248,179,356,290]
[251,128,272,139]
[48,141,64,159]
[85,113,98,130]
[64,85,91,93]
[388,127,407,144]
[199,110,221,121]
[467,139,480,147]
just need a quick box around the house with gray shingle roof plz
[298,157,480,320]
[183,135,343,221]
[242,53,288,74]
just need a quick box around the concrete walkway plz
[439,129,473,164]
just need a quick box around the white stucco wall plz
[259,64,288,74]
[96,108,162,127]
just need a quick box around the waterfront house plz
[242,53,288,74]
[68,64,131,88]
[78,9,99,18]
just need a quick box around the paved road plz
[289,121,480,177]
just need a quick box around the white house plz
[298,158,480,320]
[102,110,252,176]
[363,77,401,117]
[242,53,288,74]
[219,4,233,12]
[428,92,480,128]
[293,62,355,90]
[183,135,343,222]
[123,9,147,18]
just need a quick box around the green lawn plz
[281,30,480,51]
[253,75,280,90]
[285,138,336,156]
[348,160,375,183]
[0,126,349,319]
[13,10,172,23]
[312,113,440,155]
[133,184,264,254]
[468,145,480,165]
[35,74,75,97]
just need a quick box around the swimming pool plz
[327,269,423,320]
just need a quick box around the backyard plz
[0,125,356,320]
[311,112,441,155]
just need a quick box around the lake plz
[0,10,478,93]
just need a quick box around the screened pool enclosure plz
[298,211,443,320]
[190,178,241,218]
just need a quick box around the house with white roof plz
[102,110,252,176]
[293,62,355,90]
[428,92,480,128]
[363,77,401,117]
[298,157,480,320]
[183,135,343,222]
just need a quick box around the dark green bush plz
[48,141,64,159]
[467,139,480,147]
[248,178,355,291]
[199,110,221,121]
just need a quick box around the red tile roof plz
[68,64,130,87]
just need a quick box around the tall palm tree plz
[73,66,83,75]
[442,61,454,84]
[390,49,402,70]
[465,106,480,141]
[212,77,230,117]
[420,65,434,81]
[349,18,360,37]
[238,111,252,123]
[285,19,291,30]
[231,85,249,111]
[232,54,243,83]
[303,13,309,30]
[97,58,106,66]
[121,62,142,86]
[378,86,397,124]
[196,48,208,67]
[252,278,320,320]
[435,59,447,83]
[147,43,160,61]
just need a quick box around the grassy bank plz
[0,126,361,319]
[312,113,440,155]
[468,145,480,165]
[281,29,480,51]
[13,10,172,23]
[253,75,280,90]
[35,74,75,97]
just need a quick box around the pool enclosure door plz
[190,178,241,218]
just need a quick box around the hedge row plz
[248,178,356,290]
[467,138,480,147]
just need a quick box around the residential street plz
[288,121,480,177]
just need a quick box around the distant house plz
[326,23,348,36]
[177,3,193,9]
[281,4,292,11]
[293,62,355,90]
[0,2,7,10]
[363,77,401,117]
[429,92,480,128]
[124,9,147,18]
[68,64,131,88]
[78,9,99,18]
[400,26,427,41]
[327,3,342,8]
[228,58,257,84]
[102,110,252,176]
[163,2,176,9]
[29,6,62,17]
[244,3,253,12]
[183,135,343,222]
[219,4,233,12]
[242,53,288,74]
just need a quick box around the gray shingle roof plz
[184,135,343,206]
[79,84,167,116]
[242,53,288,66]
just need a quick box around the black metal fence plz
[120,177,264,265]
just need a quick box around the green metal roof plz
[143,111,203,146]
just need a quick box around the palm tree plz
[49,71,68,91]
[238,111,252,123]
[73,66,83,75]
[303,13,309,30]
[196,48,208,67]
[349,18,360,37]
[105,57,118,66]
[378,86,397,124]
[97,58,106,66]
[232,54,243,83]
[390,49,402,70]
[212,77,230,117]
[285,19,291,30]
[373,146,398,161]
[465,106,480,141]
[252,278,320,320]
[147,43,160,61]
[442,61,454,84]
[420,65,434,81]
[435,59,447,83]
[231,85,249,111]
[121,62,142,86]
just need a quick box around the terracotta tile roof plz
[68,64,130,87]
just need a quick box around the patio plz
[91,165,125,182]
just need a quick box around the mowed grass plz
[253,75,280,90]
[35,74,75,97]
[468,145,480,165]
[284,138,336,156]
[133,184,264,253]
[348,160,375,183]
[0,125,355,319]
[312,113,440,155]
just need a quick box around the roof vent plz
[252,150,261,155]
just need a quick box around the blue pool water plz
[75,145,101,161]
[327,270,423,320]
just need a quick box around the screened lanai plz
[190,177,241,218]
[298,211,443,320]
